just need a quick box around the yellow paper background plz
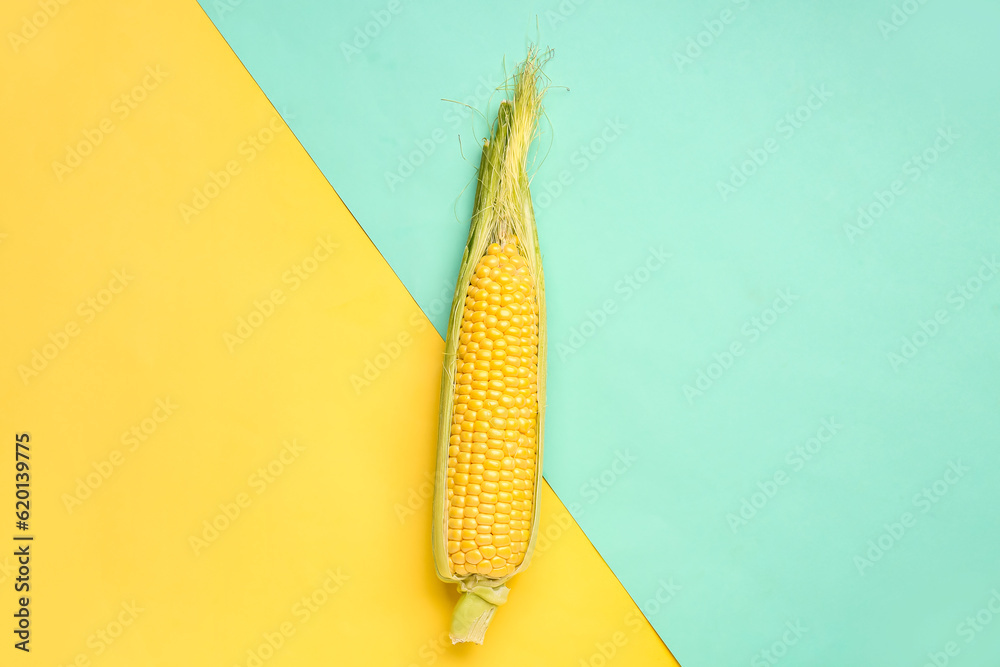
[0,1,677,664]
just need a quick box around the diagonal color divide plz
[0,0,674,664]
[194,0,1000,664]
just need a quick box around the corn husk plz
[430,47,549,645]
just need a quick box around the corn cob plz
[431,48,549,645]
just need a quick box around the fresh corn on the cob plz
[446,240,539,580]
[432,48,549,645]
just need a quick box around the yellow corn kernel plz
[445,243,540,581]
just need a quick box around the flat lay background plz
[0,2,673,665]
[3,0,999,665]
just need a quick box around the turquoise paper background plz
[197,1,1000,664]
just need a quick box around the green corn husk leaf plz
[430,47,550,645]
